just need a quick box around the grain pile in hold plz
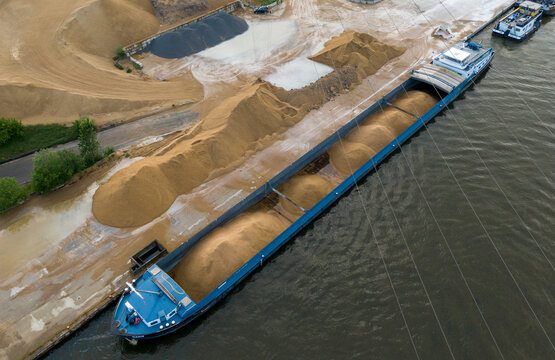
[172,211,287,302]
[279,175,334,215]
[92,32,406,228]
[329,90,437,175]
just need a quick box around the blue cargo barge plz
[113,41,494,340]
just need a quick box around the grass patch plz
[256,0,277,5]
[0,124,77,162]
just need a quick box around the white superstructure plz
[431,42,493,78]
[492,1,543,40]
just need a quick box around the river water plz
[43,19,554,360]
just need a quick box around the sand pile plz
[309,31,405,82]
[92,31,406,227]
[329,90,437,175]
[0,0,204,125]
[93,81,308,227]
[279,175,334,215]
[329,141,377,175]
[61,0,160,57]
[151,0,208,24]
[172,211,287,301]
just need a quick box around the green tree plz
[0,177,28,213]
[113,46,126,61]
[31,149,84,193]
[0,118,24,145]
[74,117,101,166]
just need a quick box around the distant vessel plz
[533,0,555,15]
[493,1,543,41]
[112,41,494,341]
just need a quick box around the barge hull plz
[118,55,494,340]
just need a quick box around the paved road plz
[0,109,198,184]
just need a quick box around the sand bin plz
[279,174,334,215]
[172,211,288,302]
[328,90,437,175]
[93,32,405,228]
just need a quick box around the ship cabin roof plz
[520,1,543,12]
[443,47,471,63]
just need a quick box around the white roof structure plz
[443,47,471,63]
[520,1,543,11]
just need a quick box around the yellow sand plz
[93,81,306,227]
[329,90,437,175]
[93,32,406,228]
[279,174,334,215]
[329,141,377,175]
[0,0,208,125]
[172,211,287,302]
[309,31,405,81]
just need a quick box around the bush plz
[133,62,142,70]
[31,149,84,193]
[0,118,24,145]
[103,146,115,157]
[0,177,28,213]
[126,68,132,73]
[74,117,101,167]
[113,46,126,61]
[114,62,124,70]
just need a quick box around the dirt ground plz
[0,0,513,359]
[0,0,233,126]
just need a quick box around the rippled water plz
[44,20,554,360]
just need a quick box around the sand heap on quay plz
[309,31,405,84]
[93,31,405,228]
[172,211,288,302]
[279,174,334,215]
[150,0,209,24]
[329,90,437,174]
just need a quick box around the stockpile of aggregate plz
[150,0,208,24]
[147,12,248,59]
[329,90,437,175]
[309,31,405,83]
[172,211,287,301]
[92,31,406,228]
